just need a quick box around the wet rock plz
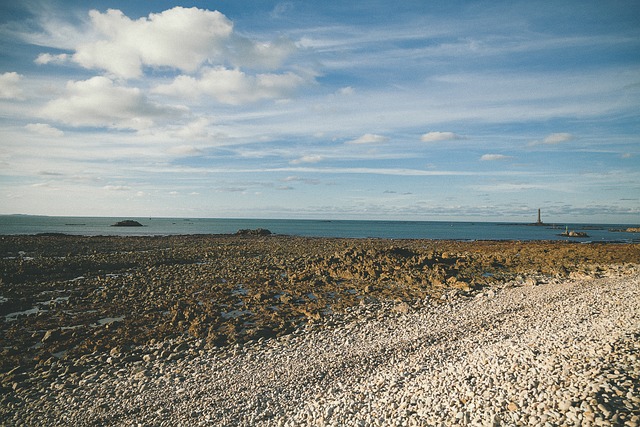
[112,220,143,227]
[236,228,272,236]
[42,329,61,343]
[0,234,638,377]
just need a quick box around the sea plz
[0,215,638,242]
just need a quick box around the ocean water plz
[0,215,638,242]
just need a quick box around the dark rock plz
[236,228,272,236]
[112,220,144,227]
[42,329,61,343]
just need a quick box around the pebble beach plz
[1,234,639,426]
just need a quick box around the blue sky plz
[0,0,638,222]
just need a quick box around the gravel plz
[2,269,639,426]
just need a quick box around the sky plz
[0,0,639,223]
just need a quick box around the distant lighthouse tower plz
[536,208,543,225]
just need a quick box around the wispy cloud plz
[528,132,575,146]
[282,176,320,185]
[347,133,389,144]
[290,155,325,164]
[25,123,64,137]
[153,67,308,105]
[420,131,463,142]
[167,145,203,156]
[480,154,512,161]
[542,133,574,144]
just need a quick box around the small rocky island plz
[111,220,144,227]
[560,226,589,238]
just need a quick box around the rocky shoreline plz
[1,235,639,425]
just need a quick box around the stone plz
[42,329,61,343]
[558,400,572,411]
[393,302,411,314]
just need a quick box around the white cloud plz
[480,154,512,161]
[347,133,389,144]
[420,131,462,142]
[270,2,294,19]
[72,8,233,78]
[25,123,64,137]
[542,132,574,144]
[528,132,576,146]
[0,72,24,99]
[42,7,298,79]
[172,117,213,140]
[41,76,184,130]
[338,86,355,96]
[153,67,306,105]
[35,53,69,65]
[290,155,325,164]
[227,35,297,70]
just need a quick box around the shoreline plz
[1,235,639,423]
[2,270,639,425]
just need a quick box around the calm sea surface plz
[0,216,638,242]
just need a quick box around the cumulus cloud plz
[347,133,389,144]
[480,154,512,161]
[420,131,462,142]
[25,123,64,137]
[153,67,306,104]
[0,72,24,99]
[72,8,233,78]
[41,76,183,130]
[44,7,298,79]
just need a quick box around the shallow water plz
[1,215,638,242]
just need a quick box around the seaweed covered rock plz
[236,228,272,236]
[112,220,144,227]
